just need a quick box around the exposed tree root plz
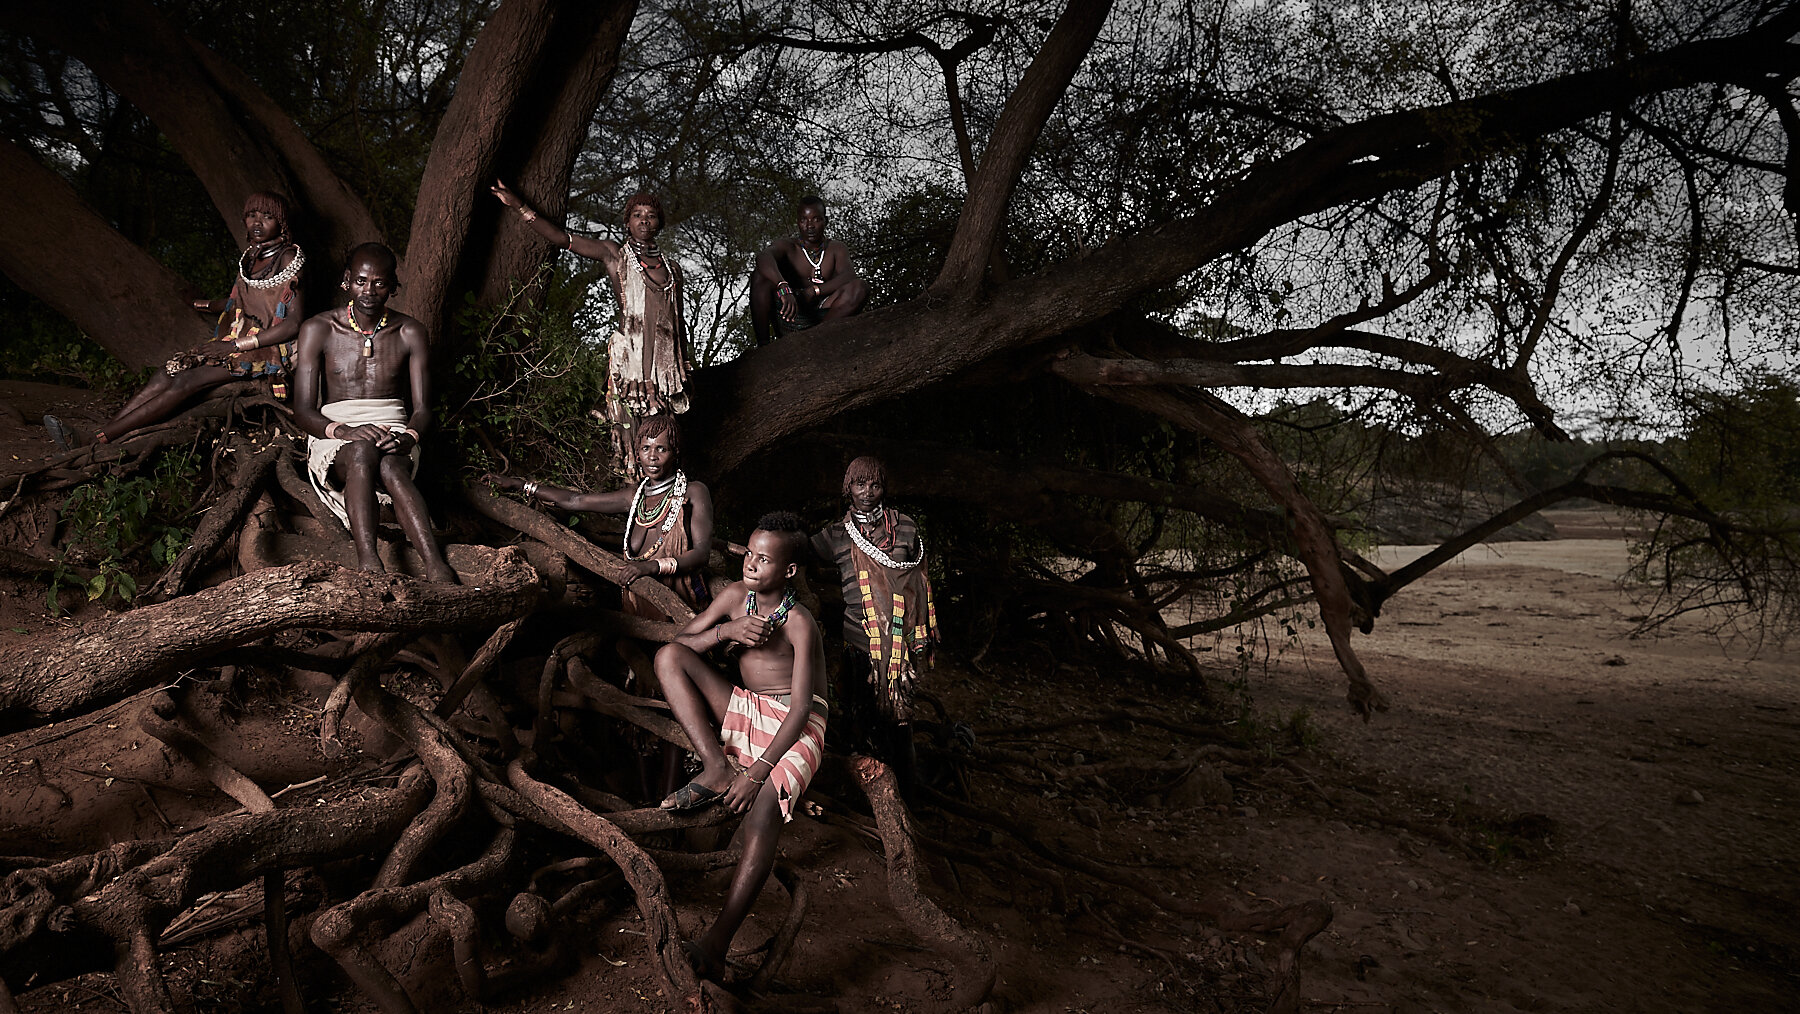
[144,434,284,603]
[852,755,996,1013]
[0,551,541,721]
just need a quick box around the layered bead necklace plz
[623,469,687,560]
[845,506,923,570]
[629,237,676,298]
[240,242,304,291]
[347,301,388,357]
[745,585,797,628]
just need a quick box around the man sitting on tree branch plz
[292,243,456,583]
[652,511,825,980]
[750,195,867,346]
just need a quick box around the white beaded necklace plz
[800,241,826,284]
[624,469,687,560]
[240,243,304,291]
[844,510,921,571]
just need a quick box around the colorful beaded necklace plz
[347,301,388,358]
[623,470,687,560]
[745,585,796,628]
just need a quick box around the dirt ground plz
[1,387,1794,1012]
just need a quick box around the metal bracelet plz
[522,481,539,498]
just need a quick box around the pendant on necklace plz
[361,336,373,358]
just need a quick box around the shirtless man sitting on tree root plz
[292,243,457,583]
[652,511,826,980]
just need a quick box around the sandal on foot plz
[42,415,73,453]
[660,780,723,812]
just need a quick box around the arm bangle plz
[522,481,539,499]
[519,207,537,223]
[658,557,678,575]
[403,427,420,443]
[326,422,342,440]
[563,232,574,251]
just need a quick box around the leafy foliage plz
[50,446,201,613]
[441,270,615,493]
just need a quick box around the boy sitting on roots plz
[652,511,826,979]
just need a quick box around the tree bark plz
[0,552,541,721]
[0,136,207,367]
[402,0,637,341]
[933,0,1116,295]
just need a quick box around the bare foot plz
[425,563,460,584]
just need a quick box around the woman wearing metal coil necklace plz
[484,414,713,619]
[489,180,691,481]
[46,191,305,449]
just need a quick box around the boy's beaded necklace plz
[623,470,687,560]
[744,585,796,628]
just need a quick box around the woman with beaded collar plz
[810,455,938,795]
[485,414,713,618]
[489,180,691,481]
[47,191,306,449]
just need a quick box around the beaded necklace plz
[845,509,922,571]
[800,241,826,286]
[347,301,389,358]
[629,238,676,298]
[745,585,797,628]
[634,473,679,526]
[623,469,687,560]
[240,243,304,291]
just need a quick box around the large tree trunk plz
[400,0,638,341]
[0,136,207,367]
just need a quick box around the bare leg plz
[377,453,457,583]
[330,441,385,572]
[821,277,868,320]
[749,270,775,347]
[98,366,236,441]
[652,644,736,796]
[692,785,785,973]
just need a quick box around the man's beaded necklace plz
[623,470,687,560]
[347,301,388,358]
[845,506,922,570]
[240,243,304,291]
[745,586,797,628]
[800,241,826,286]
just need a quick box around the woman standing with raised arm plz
[490,180,691,481]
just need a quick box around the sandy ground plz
[1205,510,1800,1014]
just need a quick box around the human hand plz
[191,299,213,313]
[722,770,764,813]
[372,428,415,454]
[484,473,525,492]
[723,613,772,647]
[629,558,661,579]
[777,287,797,322]
[489,179,518,208]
